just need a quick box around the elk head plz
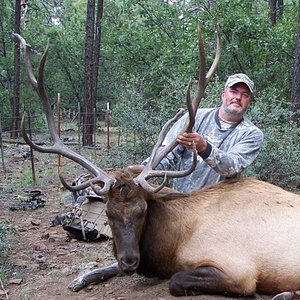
[15,25,221,273]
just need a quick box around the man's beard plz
[222,101,247,117]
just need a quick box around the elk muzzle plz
[114,239,140,273]
[119,252,140,273]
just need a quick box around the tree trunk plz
[290,0,300,124]
[91,0,104,104]
[11,0,21,139]
[82,0,96,146]
[0,6,13,92]
[82,0,104,146]
[269,0,284,26]
[269,0,277,26]
[277,0,284,21]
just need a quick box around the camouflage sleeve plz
[203,129,264,177]
[142,144,185,171]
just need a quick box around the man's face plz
[221,83,251,117]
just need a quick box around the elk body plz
[15,29,300,299]
[105,171,300,298]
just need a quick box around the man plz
[144,73,264,193]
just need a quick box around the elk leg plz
[169,266,256,297]
[272,291,300,300]
[68,262,119,292]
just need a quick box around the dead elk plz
[14,28,300,300]
[68,175,300,300]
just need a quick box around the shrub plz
[246,91,300,191]
[0,220,12,258]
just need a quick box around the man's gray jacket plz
[152,108,264,193]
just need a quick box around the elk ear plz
[127,165,145,178]
[151,188,187,201]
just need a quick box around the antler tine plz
[17,34,115,193]
[58,167,91,191]
[187,23,221,131]
[134,108,197,192]
[193,24,207,113]
[145,108,185,167]
[13,33,38,89]
[205,23,221,85]
[135,144,198,193]
[59,168,111,195]
[90,179,113,196]
[135,25,221,193]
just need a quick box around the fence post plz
[93,107,97,156]
[118,128,121,146]
[105,102,110,149]
[27,110,36,184]
[77,102,81,154]
[57,93,61,167]
[0,115,6,174]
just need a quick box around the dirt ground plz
[0,141,270,300]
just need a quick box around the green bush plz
[111,75,184,161]
[246,91,300,191]
[0,220,12,258]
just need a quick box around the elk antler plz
[14,33,115,194]
[134,24,221,193]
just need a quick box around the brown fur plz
[106,172,300,297]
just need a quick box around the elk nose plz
[120,255,139,272]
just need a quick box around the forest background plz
[1,0,300,191]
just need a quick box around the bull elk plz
[15,27,300,300]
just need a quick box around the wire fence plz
[0,108,123,181]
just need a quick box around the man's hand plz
[176,132,207,154]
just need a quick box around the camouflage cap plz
[225,73,254,94]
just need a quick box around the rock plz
[47,237,56,243]
[33,242,47,251]
[56,249,69,256]
[30,219,41,226]
[12,259,28,267]
[34,253,46,264]
[9,278,22,285]
[85,261,98,269]
[41,233,50,239]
